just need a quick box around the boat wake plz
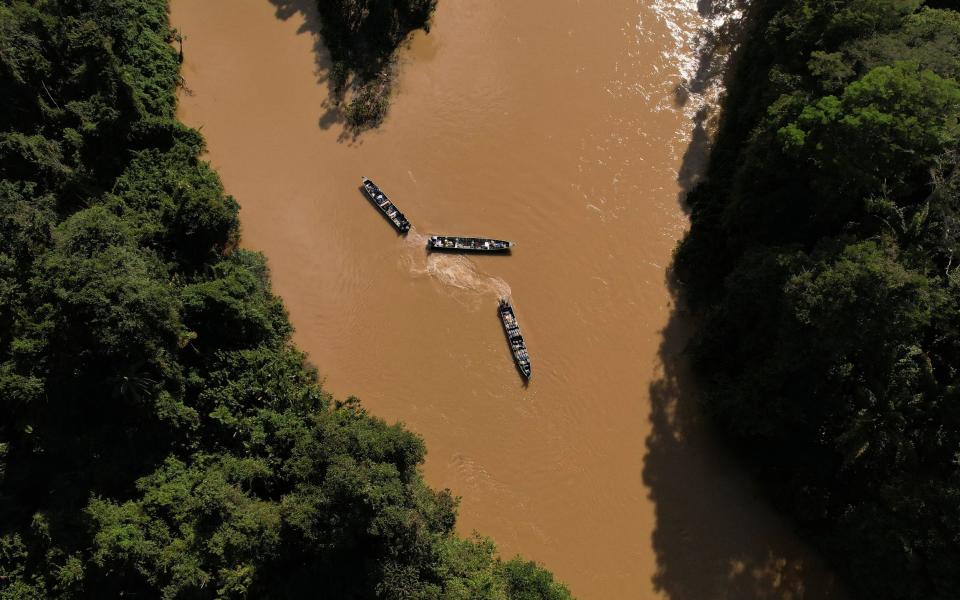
[413,254,512,298]
[403,232,512,300]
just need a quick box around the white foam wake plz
[402,230,512,299]
[412,253,512,298]
[654,0,745,120]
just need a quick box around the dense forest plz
[0,1,570,598]
[314,0,437,129]
[675,0,960,598]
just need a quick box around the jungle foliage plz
[0,1,570,598]
[675,1,960,598]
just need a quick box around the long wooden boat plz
[361,177,411,233]
[427,236,513,252]
[498,298,531,379]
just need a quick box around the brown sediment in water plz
[170,1,845,598]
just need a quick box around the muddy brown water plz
[170,1,845,598]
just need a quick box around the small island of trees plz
[315,0,438,130]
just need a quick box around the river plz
[169,1,844,598]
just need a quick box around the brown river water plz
[170,1,845,598]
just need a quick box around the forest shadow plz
[645,2,844,595]
[643,292,846,599]
[673,0,748,208]
[677,106,712,206]
[267,0,349,137]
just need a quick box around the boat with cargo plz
[498,298,531,378]
[361,177,411,233]
[428,235,513,252]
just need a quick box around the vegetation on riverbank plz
[675,1,960,598]
[0,1,571,598]
[315,0,437,130]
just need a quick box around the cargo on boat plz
[427,236,513,252]
[361,177,411,233]
[498,298,532,379]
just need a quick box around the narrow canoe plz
[427,236,513,252]
[361,177,411,233]
[498,298,531,378]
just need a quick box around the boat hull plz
[498,299,532,379]
[428,236,513,252]
[361,177,411,233]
